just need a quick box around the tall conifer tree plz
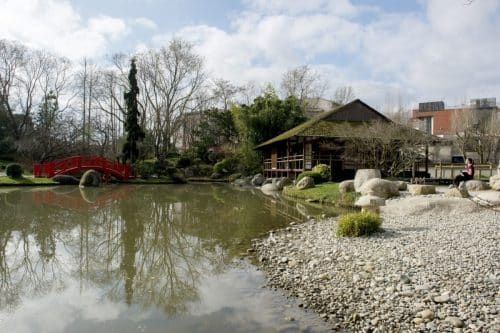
[122,59,145,164]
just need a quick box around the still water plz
[0,184,331,333]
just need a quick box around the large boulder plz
[445,186,469,198]
[233,176,252,187]
[52,174,80,185]
[251,173,265,186]
[276,177,293,190]
[407,184,436,195]
[354,169,381,192]
[296,176,315,190]
[261,183,280,192]
[465,180,490,191]
[394,180,408,191]
[355,194,386,214]
[490,175,500,191]
[79,169,100,187]
[359,178,399,198]
[339,180,355,193]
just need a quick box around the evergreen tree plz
[122,59,145,164]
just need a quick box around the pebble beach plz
[252,194,500,332]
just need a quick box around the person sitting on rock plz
[452,157,474,188]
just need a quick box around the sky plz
[0,0,499,111]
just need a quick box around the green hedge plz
[213,157,239,174]
[135,160,155,179]
[176,156,192,168]
[336,211,382,237]
[6,163,23,178]
[296,171,323,184]
[312,164,331,182]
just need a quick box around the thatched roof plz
[256,99,392,148]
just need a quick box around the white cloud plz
[159,0,500,107]
[2,0,498,107]
[0,0,129,59]
[244,0,358,16]
[133,17,158,30]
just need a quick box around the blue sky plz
[1,0,499,110]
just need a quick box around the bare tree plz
[280,65,327,100]
[77,58,100,150]
[210,78,243,111]
[337,120,432,177]
[137,39,206,157]
[452,108,499,163]
[333,86,356,106]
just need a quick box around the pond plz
[0,184,332,333]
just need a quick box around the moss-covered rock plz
[79,169,100,187]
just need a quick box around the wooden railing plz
[263,154,345,171]
[433,163,496,180]
[33,156,133,180]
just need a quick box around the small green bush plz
[176,156,192,168]
[213,157,239,174]
[6,163,23,178]
[154,158,170,176]
[296,171,323,184]
[312,164,331,181]
[336,211,382,237]
[135,160,155,179]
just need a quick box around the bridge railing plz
[33,156,133,179]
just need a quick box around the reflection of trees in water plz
[0,187,225,316]
[0,190,74,311]
[0,184,304,317]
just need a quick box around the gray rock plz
[489,175,500,190]
[419,309,434,320]
[408,184,436,195]
[339,180,355,193]
[355,194,385,213]
[354,169,381,192]
[233,178,251,187]
[295,176,314,190]
[413,318,424,325]
[251,173,265,186]
[433,294,450,303]
[359,178,399,198]
[276,177,293,190]
[445,316,465,328]
[465,180,490,191]
[445,187,469,198]
[79,169,100,187]
[262,178,273,185]
[261,183,280,192]
[52,174,80,185]
[394,180,408,191]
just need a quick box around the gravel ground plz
[252,195,500,332]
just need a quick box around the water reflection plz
[0,185,328,332]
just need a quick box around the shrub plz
[171,171,187,184]
[135,160,155,179]
[336,211,382,237]
[6,163,23,178]
[296,171,323,184]
[312,164,331,182]
[154,158,170,176]
[176,156,192,168]
[213,157,239,174]
[197,164,213,177]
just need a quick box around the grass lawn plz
[0,176,58,185]
[283,182,359,207]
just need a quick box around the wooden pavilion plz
[255,99,406,181]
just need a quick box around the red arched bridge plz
[33,156,133,180]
